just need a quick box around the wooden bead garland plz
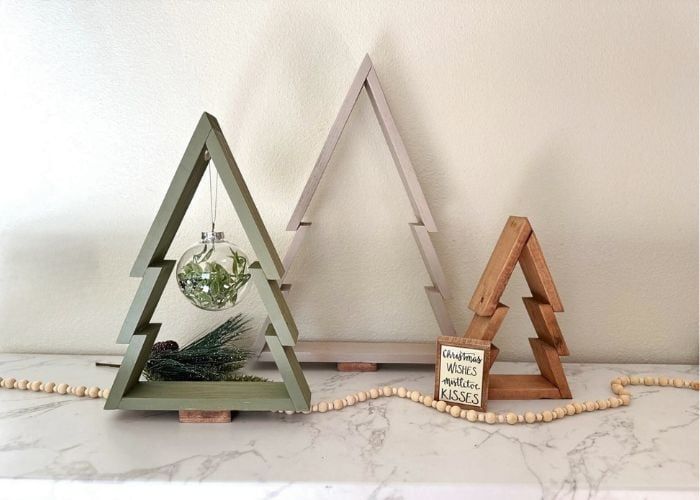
[0,374,697,425]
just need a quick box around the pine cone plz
[152,340,179,354]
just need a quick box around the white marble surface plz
[0,354,697,500]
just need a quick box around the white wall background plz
[0,1,697,363]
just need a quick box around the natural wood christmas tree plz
[464,216,572,400]
[105,112,310,414]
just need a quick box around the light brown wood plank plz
[488,374,562,400]
[463,303,509,341]
[178,410,232,423]
[522,297,569,356]
[488,344,499,369]
[468,216,532,316]
[519,232,564,311]
[529,338,572,398]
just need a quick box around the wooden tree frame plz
[464,216,572,400]
[254,54,454,365]
[105,112,310,412]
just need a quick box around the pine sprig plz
[143,314,267,382]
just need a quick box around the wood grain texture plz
[337,362,378,372]
[519,232,564,312]
[130,113,215,277]
[488,374,562,400]
[488,344,499,369]
[178,410,232,423]
[258,341,436,364]
[365,67,437,232]
[117,261,175,344]
[468,216,532,316]
[463,303,509,341]
[522,297,569,356]
[206,129,284,280]
[410,223,450,297]
[529,338,572,398]
[286,55,372,231]
[250,262,298,346]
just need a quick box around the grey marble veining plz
[0,354,697,499]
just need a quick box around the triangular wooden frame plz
[255,54,454,364]
[464,216,572,400]
[105,112,310,412]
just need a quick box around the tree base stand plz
[178,410,234,423]
[337,362,378,372]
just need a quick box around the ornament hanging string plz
[208,157,219,234]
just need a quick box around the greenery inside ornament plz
[175,160,251,311]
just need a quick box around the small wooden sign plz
[434,336,490,411]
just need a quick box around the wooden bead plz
[517,415,525,423]
[397,387,407,398]
[445,405,452,414]
[485,412,497,424]
[311,404,318,412]
[418,395,424,403]
[691,381,700,391]
[620,375,630,385]
[585,401,597,412]
[506,412,518,425]
[56,383,68,394]
[392,387,398,395]
[346,395,356,406]
[565,404,576,416]
[431,400,437,408]
[536,413,543,422]
[369,389,379,399]
[102,388,110,399]
[573,403,584,414]
[644,376,655,386]
[608,397,620,408]
[318,402,328,413]
[332,399,343,410]
[44,382,56,393]
[477,412,485,422]
[74,386,86,397]
[4,377,16,389]
[554,407,566,419]
[450,405,461,418]
[423,395,433,407]
[357,392,367,402]
[658,376,669,386]
[410,391,420,402]
[673,378,684,388]
[497,414,506,423]
[30,381,42,391]
[382,386,392,397]
[460,410,467,419]
[611,383,624,395]
[524,412,536,423]
[611,378,622,385]
[542,411,553,422]
[620,395,631,405]
[466,410,478,422]
[17,379,29,390]
[436,401,447,413]
[597,399,608,410]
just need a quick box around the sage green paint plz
[108,112,310,412]
[250,263,298,346]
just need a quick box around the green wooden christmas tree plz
[105,112,310,412]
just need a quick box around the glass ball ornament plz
[175,231,251,311]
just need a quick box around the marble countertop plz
[0,354,697,499]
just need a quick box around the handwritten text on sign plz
[437,342,487,409]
